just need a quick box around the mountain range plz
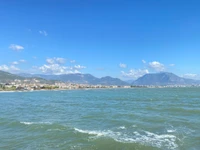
[17,73,129,86]
[0,70,24,83]
[0,70,200,86]
[132,72,200,85]
[0,70,53,84]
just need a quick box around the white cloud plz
[39,30,48,36]
[0,65,20,72]
[39,64,67,74]
[19,59,26,63]
[11,60,26,65]
[0,65,9,71]
[46,58,55,64]
[149,61,165,72]
[55,58,66,64]
[32,66,38,69]
[142,60,146,64]
[10,65,20,71]
[169,64,175,67]
[182,73,198,79]
[46,57,66,64]
[119,63,127,68]
[12,61,19,65]
[121,69,149,79]
[38,57,85,75]
[74,65,86,69]
[9,44,24,51]
[70,60,76,63]
[39,64,80,75]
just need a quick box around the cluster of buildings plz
[0,78,199,92]
[0,79,131,91]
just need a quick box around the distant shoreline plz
[0,86,199,93]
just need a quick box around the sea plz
[0,87,199,150]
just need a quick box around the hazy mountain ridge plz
[1,71,200,86]
[0,70,53,84]
[133,72,200,85]
[17,73,129,86]
[0,70,24,83]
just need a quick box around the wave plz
[74,128,115,137]
[74,127,178,149]
[20,121,53,125]
[19,121,70,132]
[167,129,176,133]
[117,126,126,130]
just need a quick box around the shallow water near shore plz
[0,88,200,150]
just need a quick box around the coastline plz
[0,85,199,93]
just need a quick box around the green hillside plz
[0,70,24,83]
[0,70,54,84]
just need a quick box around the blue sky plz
[0,0,200,80]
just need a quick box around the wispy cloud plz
[10,65,20,71]
[38,64,82,75]
[182,73,198,79]
[12,61,19,65]
[0,65,20,72]
[121,69,149,79]
[46,57,66,64]
[142,60,146,64]
[70,60,76,63]
[19,59,26,63]
[9,44,24,51]
[119,63,127,68]
[74,65,86,69]
[169,64,175,67]
[11,60,26,65]
[39,64,75,75]
[38,57,86,75]
[0,65,9,71]
[149,61,165,72]
[39,30,48,36]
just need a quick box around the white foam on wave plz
[118,126,126,130]
[74,128,178,149]
[20,121,52,125]
[74,128,118,137]
[167,129,176,133]
[47,129,63,132]
[20,122,33,125]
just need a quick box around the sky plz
[0,0,200,80]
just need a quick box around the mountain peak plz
[17,72,129,86]
[133,72,199,85]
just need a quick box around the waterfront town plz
[0,78,199,92]
[0,78,129,91]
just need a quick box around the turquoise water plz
[0,88,200,150]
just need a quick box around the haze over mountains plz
[1,70,200,86]
[133,72,200,85]
[0,70,53,84]
[0,70,24,83]
[17,73,128,86]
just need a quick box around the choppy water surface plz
[0,88,200,150]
